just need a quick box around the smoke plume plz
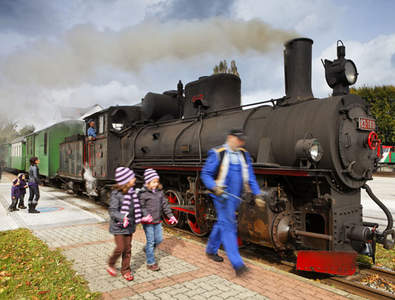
[2,17,295,87]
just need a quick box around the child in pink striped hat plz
[139,168,177,271]
[107,166,151,281]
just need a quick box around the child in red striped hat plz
[107,166,148,281]
[139,168,177,271]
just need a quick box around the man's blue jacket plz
[200,145,261,196]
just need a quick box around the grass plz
[0,228,101,300]
[357,244,395,270]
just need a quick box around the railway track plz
[163,225,395,300]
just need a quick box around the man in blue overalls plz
[201,129,263,276]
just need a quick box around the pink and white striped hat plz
[144,168,159,184]
[115,167,135,185]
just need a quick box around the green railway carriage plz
[0,143,11,169]
[25,133,36,172]
[25,120,85,179]
[10,137,26,172]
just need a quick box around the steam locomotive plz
[10,37,394,276]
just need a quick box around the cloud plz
[0,81,143,130]
[0,0,60,35]
[149,0,236,20]
[233,0,339,32]
[1,18,295,88]
[50,81,142,108]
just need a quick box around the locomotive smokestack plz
[284,38,314,101]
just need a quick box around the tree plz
[18,125,35,137]
[0,120,35,144]
[350,85,395,145]
[213,59,239,77]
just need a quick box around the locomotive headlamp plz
[295,138,324,166]
[309,142,322,162]
[322,40,358,96]
[344,60,358,85]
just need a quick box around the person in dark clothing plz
[17,173,27,209]
[107,167,147,281]
[28,157,41,213]
[139,168,177,271]
[8,178,20,212]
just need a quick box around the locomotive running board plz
[296,250,357,276]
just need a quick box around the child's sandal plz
[123,272,134,281]
[106,266,117,277]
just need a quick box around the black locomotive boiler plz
[59,38,394,276]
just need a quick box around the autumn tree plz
[350,85,395,145]
[213,59,239,77]
[0,120,35,144]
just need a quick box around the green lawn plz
[357,244,395,270]
[0,229,100,299]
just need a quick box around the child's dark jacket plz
[108,190,136,235]
[138,187,173,223]
[11,184,20,199]
[19,179,27,194]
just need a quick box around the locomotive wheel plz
[187,179,209,237]
[187,215,208,237]
[163,190,184,227]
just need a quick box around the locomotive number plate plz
[358,117,376,131]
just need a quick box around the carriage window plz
[99,115,104,134]
[44,133,48,155]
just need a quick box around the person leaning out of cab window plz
[87,119,96,141]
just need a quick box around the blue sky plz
[0,0,394,128]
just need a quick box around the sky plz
[0,0,394,129]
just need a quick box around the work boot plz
[235,265,249,277]
[32,204,40,213]
[9,199,18,212]
[29,204,40,214]
[9,206,19,212]
[18,200,26,209]
[206,252,224,262]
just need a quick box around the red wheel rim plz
[187,214,208,236]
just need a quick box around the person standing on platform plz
[87,120,96,140]
[201,129,264,276]
[28,157,41,213]
[17,173,27,209]
[8,178,20,212]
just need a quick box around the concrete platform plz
[0,173,104,231]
